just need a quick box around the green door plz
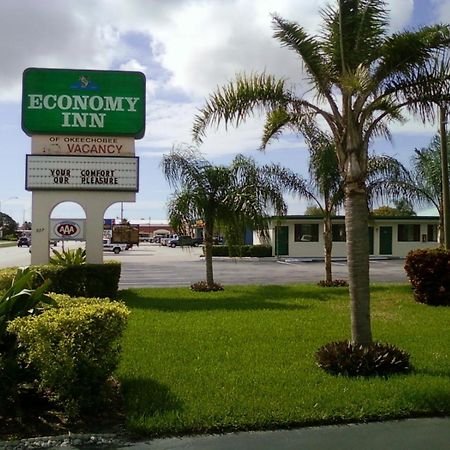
[275,226,289,256]
[379,226,392,255]
[368,226,374,255]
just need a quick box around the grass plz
[117,283,450,437]
[0,241,17,248]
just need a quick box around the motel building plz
[255,215,441,259]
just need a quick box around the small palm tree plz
[258,116,407,284]
[162,146,294,289]
[384,134,450,245]
[192,1,450,345]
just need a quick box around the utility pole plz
[439,105,450,249]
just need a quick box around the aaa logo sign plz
[55,221,80,238]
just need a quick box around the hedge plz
[0,262,121,299]
[210,244,272,257]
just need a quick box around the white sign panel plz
[26,155,139,191]
[50,218,86,240]
[31,135,135,156]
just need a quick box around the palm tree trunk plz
[439,198,445,247]
[323,215,333,283]
[204,221,215,288]
[440,105,450,249]
[345,184,372,346]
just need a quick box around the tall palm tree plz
[162,146,296,289]
[192,1,450,345]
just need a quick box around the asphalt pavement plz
[110,243,409,288]
[0,242,410,287]
[109,417,450,450]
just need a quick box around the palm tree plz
[263,115,407,285]
[385,134,450,245]
[162,146,294,289]
[269,124,344,283]
[192,0,450,345]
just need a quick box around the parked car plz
[103,239,127,254]
[17,236,31,247]
[168,236,202,248]
[161,235,178,246]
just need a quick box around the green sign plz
[22,68,146,138]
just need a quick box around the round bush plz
[315,340,411,377]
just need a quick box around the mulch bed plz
[0,380,126,441]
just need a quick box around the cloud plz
[387,0,414,30]
[0,0,420,103]
[136,0,329,99]
[0,0,124,101]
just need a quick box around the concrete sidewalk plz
[120,417,450,450]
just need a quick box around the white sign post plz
[22,67,145,265]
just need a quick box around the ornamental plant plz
[8,296,130,417]
[0,267,55,414]
[315,340,411,377]
[49,247,86,266]
[404,248,450,306]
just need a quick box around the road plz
[0,243,409,288]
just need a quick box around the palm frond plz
[192,73,290,144]
[320,0,389,75]
[376,52,450,123]
[161,145,210,190]
[272,15,332,92]
[260,108,292,150]
[374,25,450,88]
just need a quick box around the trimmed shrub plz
[211,245,229,256]
[210,244,272,257]
[0,267,56,415]
[0,262,122,299]
[8,298,130,417]
[315,340,411,377]
[404,248,450,306]
[0,267,19,291]
[248,244,272,257]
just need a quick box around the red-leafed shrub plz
[404,248,450,306]
[190,281,224,292]
[315,340,411,377]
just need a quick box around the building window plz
[398,224,420,242]
[332,224,346,242]
[427,224,438,242]
[294,224,319,242]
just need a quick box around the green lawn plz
[0,241,16,248]
[117,284,450,437]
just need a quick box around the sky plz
[1,0,449,225]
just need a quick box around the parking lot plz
[0,242,410,288]
[108,243,409,288]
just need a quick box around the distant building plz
[254,215,440,258]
